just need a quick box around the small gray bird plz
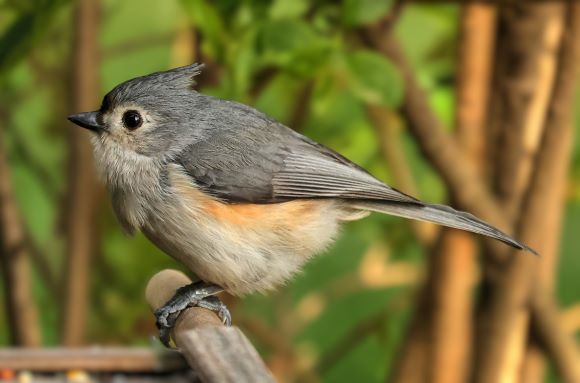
[68,64,535,345]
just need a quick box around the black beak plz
[67,111,104,132]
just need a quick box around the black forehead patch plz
[100,94,112,112]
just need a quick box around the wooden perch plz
[145,269,276,383]
[0,347,186,372]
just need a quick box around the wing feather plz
[174,97,417,204]
[271,150,418,203]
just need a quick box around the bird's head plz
[68,63,205,159]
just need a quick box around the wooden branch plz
[365,105,437,246]
[530,288,580,383]
[316,311,386,375]
[249,67,278,101]
[146,270,276,383]
[1,130,60,299]
[455,3,497,170]
[316,296,408,377]
[288,81,314,132]
[490,4,565,222]
[525,0,580,290]
[192,29,221,90]
[61,0,101,346]
[359,27,510,234]
[421,6,497,383]
[527,4,580,382]
[484,4,567,382]
[387,293,429,383]
[0,347,186,372]
[0,112,42,346]
[475,3,580,382]
[9,127,59,199]
[27,233,60,302]
[427,230,478,383]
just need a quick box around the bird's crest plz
[105,63,205,106]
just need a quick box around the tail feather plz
[354,201,538,256]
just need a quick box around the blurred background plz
[1,0,580,382]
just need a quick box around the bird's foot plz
[197,295,232,326]
[154,281,231,347]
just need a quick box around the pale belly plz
[141,196,344,295]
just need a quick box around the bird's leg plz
[154,281,231,347]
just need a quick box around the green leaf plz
[256,19,332,76]
[346,50,404,107]
[269,0,309,20]
[342,0,392,27]
[257,19,317,57]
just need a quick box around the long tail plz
[353,201,538,256]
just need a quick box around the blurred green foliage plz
[0,1,579,382]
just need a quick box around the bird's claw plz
[154,281,231,348]
[197,295,232,326]
[155,306,191,347]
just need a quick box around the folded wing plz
[173,98,535,254]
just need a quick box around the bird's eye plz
[122,110,143,130]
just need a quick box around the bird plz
[68,63,536,346]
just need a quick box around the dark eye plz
[122,110,142,130]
